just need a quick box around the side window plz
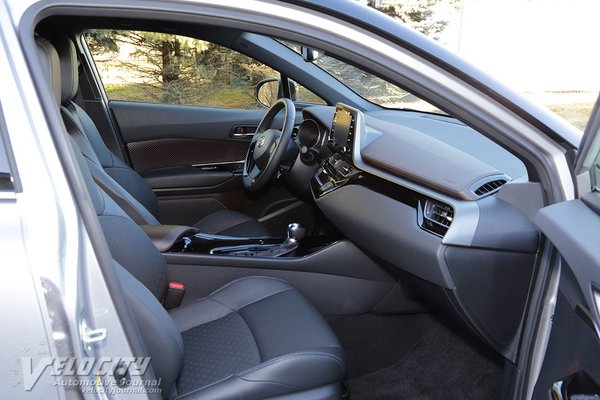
[85,30,325,109]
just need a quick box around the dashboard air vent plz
[421,199,454,237]
[474,179,507,197]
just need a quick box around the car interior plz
[30,11,548,400]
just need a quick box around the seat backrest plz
[36,36,183,397]
[51,36,161,221]
[75,135,183,397]
[61,104,160,225]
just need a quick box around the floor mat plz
[345,317,504,400]
[328,313,437,378]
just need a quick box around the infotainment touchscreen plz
[331,104,355,153]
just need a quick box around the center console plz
[312,103,361,198]
[142,223,336,258]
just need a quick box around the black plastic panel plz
[445,246,537,361]
[533,280,600,399]
[164,240,406,316]
[472,196,540,253]
[316,184,455,288]
[141,166,234,190]
[313,168,541,360]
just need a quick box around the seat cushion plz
[194,209,271,237]
[169,277,345,400]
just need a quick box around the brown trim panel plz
[126,137,249,172]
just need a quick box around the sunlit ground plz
[527,91,597,131]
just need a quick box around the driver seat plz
[53,35,270,237]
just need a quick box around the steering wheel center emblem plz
[257,136,266,148]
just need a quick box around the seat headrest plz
[51,35,78,105]
[35,37,61,105]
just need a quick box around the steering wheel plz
[243,98,296,191]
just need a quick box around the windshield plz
[281,41,446,114]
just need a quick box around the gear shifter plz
[286,223,306,244]
[210,223,306,257]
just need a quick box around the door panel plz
[108,100,303,226]
[535,195,600,312]
[533,193,600,399]
[532,281,600,399]
[108,101,267,223]
[110,101,260,172]
[156,190,249,227]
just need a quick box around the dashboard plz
[294,103,542,362]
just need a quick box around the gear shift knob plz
[287,223,306,242]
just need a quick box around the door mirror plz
[288,79,298,102]
[256,78,281,108]
[255,78,298,108]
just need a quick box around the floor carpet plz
[328,314,504,400]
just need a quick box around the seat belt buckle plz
[163,282,185,309]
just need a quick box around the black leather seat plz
[51,36,270,237]
[94,156,345,400]
[36,36,345,400]
[99,189,345,399]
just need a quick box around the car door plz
[82,29,325,226]
[530,94,600,399]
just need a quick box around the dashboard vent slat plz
[474,178,507,197]
[421,199,454,236]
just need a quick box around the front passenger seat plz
[36,36,345,399]
[82,143,346,400]
[53,35,271,237]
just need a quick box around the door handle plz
[230,125,257,139]
[232,132,255,139]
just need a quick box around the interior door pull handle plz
[230,126,257,139]
[232,132,255,138]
